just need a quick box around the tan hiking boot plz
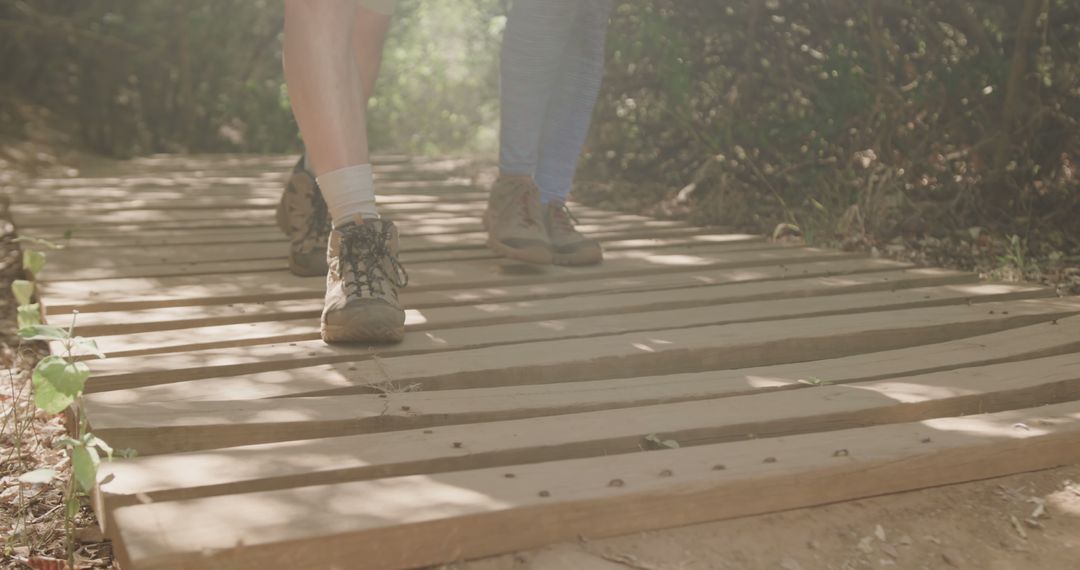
[543,202,603,266]
[321,218,409,344]
[483,176,553,265]
[277,156,332,277]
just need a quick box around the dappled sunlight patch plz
[743,375,799,389]
[404,310,428,326]
[537,321,567,332]
[689,233,761,243]
[943,283,1042,295]
[332,476,513,523]
[921,413,1080,439]
[1045,484,1080,517]
[845,381,979,404]
[634,253,717,266]
[424,332,449,345]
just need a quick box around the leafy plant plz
[996,234,1039,280]
[11,244,116,568]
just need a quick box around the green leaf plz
[72,337,106,359]
[85,434,114,460]
[14,236,62,250]
[643,433,680,450]
[18,468,57,484]
[11,280,34,305]
[55,436,81,448]
[31,356,89,414]
[72,444,100,493]
[23,250,46,275]
[18,324,69,341]
[17,304,42,328]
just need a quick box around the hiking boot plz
[543,202,603,266]
[321,218,409,344]
[483,176,553,265]
[277,156,332,277]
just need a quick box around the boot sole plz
[289,263,329,278]
[321,304,406,344]
[288,254,330,278]
[486,238,554,265]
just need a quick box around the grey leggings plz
[499,0,614,204]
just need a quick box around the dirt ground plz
[454,465,1080,570]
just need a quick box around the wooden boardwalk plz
[10,155,1080,570]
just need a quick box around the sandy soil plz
[455,464,1080,570]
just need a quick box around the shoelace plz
[338,222,409,297]
[298,190,332,251]
[551,203,580,232]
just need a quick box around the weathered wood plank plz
[82,298,1080,404]
[83,284,1049,388]
[86,315,1080,454]
[44,235,777,281]
[67,259,917,335]
[88,270,978,357]
[95,352,1080,512]
[42,246,859,312]
[44,229,749,269]
[12,201,652,228]
[107,401,1080,570]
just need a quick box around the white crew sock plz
[316,164,379,227]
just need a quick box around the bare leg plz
[353,5,393,106]
[283,0,368,176]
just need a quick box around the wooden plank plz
[13,201,643,227]
[94,352,1080,510]
[44,233,768,275]
[36,228,286,249]
[82,298,1080,404]
[41,238,788,281]
[67,258,917,334]
[106,401,1080,570]
[6,182,475,208]
[26,218,688,246]
[13,206,661,233]
[86,269,976,356]
[87,315,1080,454]
[82,284,1049,387]
[37,223,716,252]
[41,246,860,312]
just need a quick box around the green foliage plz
[30,355,88,414]
[18,324,69,341]
[22,249,45,275]
[53,434,114,494]
[643,433,680,450]
[11,279,34,305]
[16,303,41,328]
[369,0,504,154]
[0,0,504,156]
[9,237,115,565]
[587,1,1080,255]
